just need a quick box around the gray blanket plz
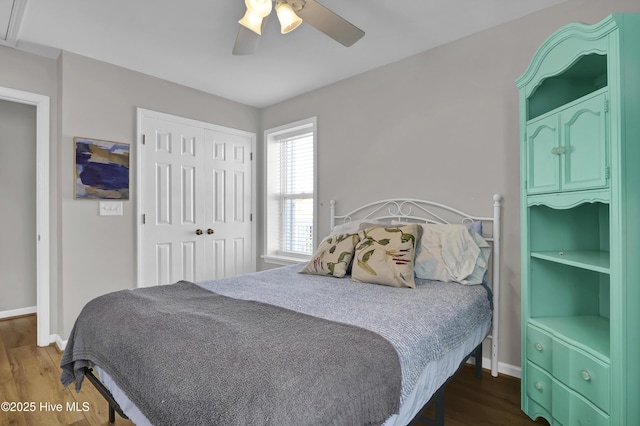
[60,281,401,426]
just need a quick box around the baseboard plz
[52,334,67,351]
[0,306,36,320]
[467,356,522,379]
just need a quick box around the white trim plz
[136,108,257,286]
[495,360,522,379]
[0,306,36,320]
[263,117,318,264]
[0,87,50,347]
[53,334,67,351]
[467,356,522,379]
[260,255,307,266]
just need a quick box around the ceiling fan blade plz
[295,0,364,47]
[232,26,260,55]
[232,16,270,55]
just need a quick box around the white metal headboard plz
[329,194,503,377]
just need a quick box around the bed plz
[61,194,503,426]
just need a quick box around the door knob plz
[195,229,203,235]
[207,228,214,235]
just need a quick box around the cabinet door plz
[526,115,560,194]
[561,92,608,192]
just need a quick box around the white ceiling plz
[5,0,566,108]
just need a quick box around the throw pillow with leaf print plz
[351,224,422,288]
[300,233,360,277]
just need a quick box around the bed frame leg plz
[473,343,483,379]
[82,367,129,423]
[419,385,445,426]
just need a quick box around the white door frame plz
[0,87,51,347]
[136,108,257,285]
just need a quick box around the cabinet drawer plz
[527,324,553,372]
[553,339,610,413]
[526,362,553,411]
[552,379,609,426]
[524,396,552,425]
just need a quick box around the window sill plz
[261,255,309,266]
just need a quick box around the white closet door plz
[139,114,253,286]
[202,129,253,280]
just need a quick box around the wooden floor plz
[0,315,548,426]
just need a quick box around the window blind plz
[279,132,313,255]
[266,124,315,259]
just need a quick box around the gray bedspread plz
[199,265,493,403]
[60,281,401,426]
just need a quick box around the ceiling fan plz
[233,0,365,55]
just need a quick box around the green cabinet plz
[526,90,608,194]
[517,14,640,426]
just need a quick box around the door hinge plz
[250,213,253,222]
[605,166,610,179]
[604,99,609,113]
[250,152,253,161]
[142,214,146,224]
[142,134,146,145]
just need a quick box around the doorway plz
[0,99,36,314]
[0,87,50,347]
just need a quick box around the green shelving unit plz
[516,13,640,426]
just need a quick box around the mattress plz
[94,264,492,425]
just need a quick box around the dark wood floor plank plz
[410,364,547,426]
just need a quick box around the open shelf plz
[528,53,607,120]
[530,250,610,274]
[529,316,610,362]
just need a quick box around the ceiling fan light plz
[276,2,303,34]
[245,0,272,18]
[239,10,264,35]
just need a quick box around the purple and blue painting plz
[75,137,130,199]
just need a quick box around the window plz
[264,117,316,264]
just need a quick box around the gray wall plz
[57,51,259,337]
[259,0,640,369]
[0,99,36,311]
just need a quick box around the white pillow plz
[414,224,490,285]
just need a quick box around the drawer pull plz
[581,370,591,381]
[535,381,543,390]
[535,342,543,351]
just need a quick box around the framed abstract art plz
[74,137,130,199]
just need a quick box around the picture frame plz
[74,137,130,200]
